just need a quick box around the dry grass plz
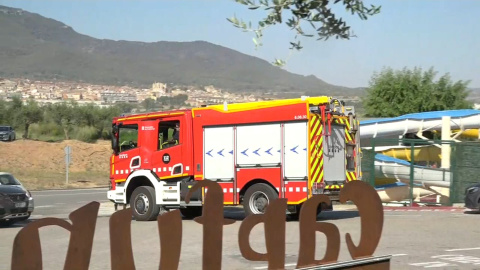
[0,139,112,190]
[4,168,109,190]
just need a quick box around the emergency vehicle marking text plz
[294,115,307,119]
[328,145,343,153]
[141,126,155,131]
[119,154,128,159]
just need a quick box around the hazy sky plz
[0,0,478,88]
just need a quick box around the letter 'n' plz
[11,202,99,270]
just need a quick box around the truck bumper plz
[107,189,126,204]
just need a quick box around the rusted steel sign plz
[10,180,389,270]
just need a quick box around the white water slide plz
[359,109,480,140]
[359,109,480,189]
[374,154,451,188]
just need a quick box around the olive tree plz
[228,0,381,66]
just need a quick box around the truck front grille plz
[8,194,27,201]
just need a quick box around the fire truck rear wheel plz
[130,186,161,221]
[243,183,278,216]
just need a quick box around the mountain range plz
[0,5,362,97]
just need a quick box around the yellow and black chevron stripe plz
[309,115,358,191]
[325,184,343,189]
[309,114,324,188]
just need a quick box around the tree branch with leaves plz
[228,0,381,66]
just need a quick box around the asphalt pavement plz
[30,187,112,218]
[1,189,480,269]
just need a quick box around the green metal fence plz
[450,142,480,203]
[360,137,480,206]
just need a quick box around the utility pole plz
[65,145,71,184]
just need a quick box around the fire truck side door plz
[151,118,184,179]
[114,123,141,181]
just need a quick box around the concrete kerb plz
[29,186,109,192]
[96,202,468,218]
[98,202,117,217]
[332,202,469,212]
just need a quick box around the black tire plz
[243,183,278,216]
[180,206,203,219]
[130,186,161,221]
[288,202,327,220]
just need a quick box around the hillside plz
[0,5,361,96]
[0,139,111,190]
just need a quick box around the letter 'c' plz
[340,180,384,260]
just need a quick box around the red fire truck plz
[107,96,361,221]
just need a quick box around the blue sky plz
[0,0,478,88]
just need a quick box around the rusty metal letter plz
[296,195,340,269]
[185,180,235,270]
[108,205,183,270]
[110,208,136,270]
[158,210,182,270]
[11,201,99,270]
[340,180,384,260]
[238,198,287,270]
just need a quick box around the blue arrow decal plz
[277,149,281,153]
[241,148,249,156]
[304,148,307,151]
[206,149,213,157]
[265,147,272,156]
[217,149,224,157]
[290,145,299,154]
[229,150,233,155]
[253,148,261,156]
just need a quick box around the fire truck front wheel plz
[243,183,278,216]
[130,186,161,221]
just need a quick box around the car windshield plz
[0,127,9,131]
[0,174,21,185]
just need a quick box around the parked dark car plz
[464,183,480,211]
[0,172,34,226]
[0,125,15,141]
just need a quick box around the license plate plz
[15,202,27,208]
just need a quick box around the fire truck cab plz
[107,96,361,221]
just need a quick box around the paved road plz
[30,187,111,218]
[2,190,480,269]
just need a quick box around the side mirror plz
[111,125,119,155]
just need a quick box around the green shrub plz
[29,122,64,141]
[72,126,98,143]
